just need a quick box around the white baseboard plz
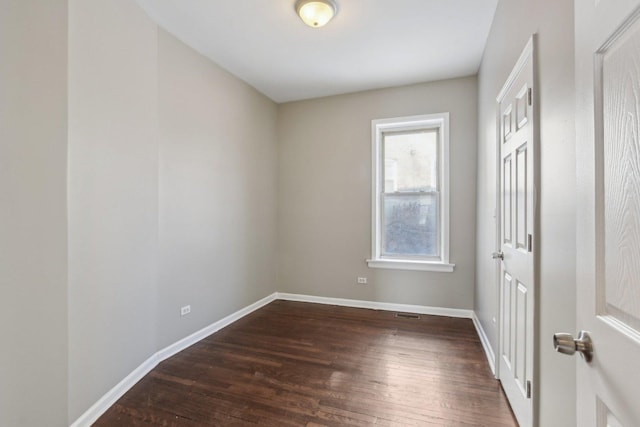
[277,293,497,376]
[472,312,496,376]
[156,293,278,361]
[71,291,487,427]
[69,354,159,427]
[275,292,473,319]
[70,292,278,427]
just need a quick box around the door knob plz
[492,251,504,260]
[553,330,593,362]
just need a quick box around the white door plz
[574,1,640,426]
[497,38,536,427]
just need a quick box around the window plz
[367,113,454,272]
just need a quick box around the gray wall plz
[2,1,579,424]
[67,0,159,420]
[1,1,277,423]
[157,29,279,349]
[475,0,576,425]
[0,1,69,426]
[67,0,279,422]
[277,77,477,309]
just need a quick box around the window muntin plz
[368,113,453,272]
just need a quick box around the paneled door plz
[496,38,536,427]
[574,1,640,425]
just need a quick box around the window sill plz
[366,259,455,272]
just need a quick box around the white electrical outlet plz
[357,277,368,284]
[180,305,191,316]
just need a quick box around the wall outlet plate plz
[357,277,368,284]
[181,305,191,316]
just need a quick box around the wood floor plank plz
[94,300,517,426]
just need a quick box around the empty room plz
[2,0,640,426]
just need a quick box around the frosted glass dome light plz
[295,0,338,28]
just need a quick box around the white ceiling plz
[135,0,498,103]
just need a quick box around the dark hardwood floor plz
[94,300,517,426]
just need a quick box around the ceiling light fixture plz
[295,0,338,28]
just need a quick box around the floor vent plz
[394,312,420,319]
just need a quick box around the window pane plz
[382,193,438,257]
[383,130,438,192]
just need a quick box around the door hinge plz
[526,380,532,399]
[528,88,533,106]
[527,234,533,252]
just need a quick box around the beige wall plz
[157,29,279,349]
[0,1,69,426]
[475,0,576,425]
[277,77,477,309]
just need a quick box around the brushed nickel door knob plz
[553,330,593,362]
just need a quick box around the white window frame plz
[367,113,454,272]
